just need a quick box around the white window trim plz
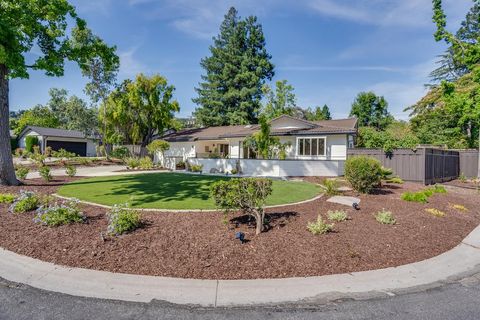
[296,136,327,157]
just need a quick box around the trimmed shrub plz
[34,199,86,227]
[25,136,39,153]
[39,166,52,182]
[190,164,203,173]
[307,216,334,235]
[110,146,131,159]
[15,166,29,180]
[107,203,141,236]
[344,156,382,193]
[139,157,154,170]
[321,179,339,196]
[9,191,40,214]
[65,165,77,177]
[375,209,396,225]
[425,208,445,217]
[327,210,348,222]
[125,157,140,169]
[0,193,16,204]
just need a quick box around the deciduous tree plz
[349,92,393,130]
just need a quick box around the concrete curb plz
[51,194,324,213]
[1,225,479,307]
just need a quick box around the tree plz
[356,121,419,152]
[349,92,393,130]
[193,7,275,126]
[210,178,273,235]
[261,80,296,120]
[0,0,118,185]
[147,140,170,165]
[14,106,60,135]
[244,116,279,159]
[101,74,179,154]
[305,104,332,121]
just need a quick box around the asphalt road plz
[1,274,480,320]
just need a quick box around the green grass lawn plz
[57,173,321,210]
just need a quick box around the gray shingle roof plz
[19,126,96,139]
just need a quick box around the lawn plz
[57,173,322,210]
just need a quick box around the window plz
[297,137,326,156]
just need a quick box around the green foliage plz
[39,166,52,182]
[101,74,179,146]
[327,210,348,222]
[305,104,332,121]
[25,136,39,153]
[459,172,467,183]
[380,167,394,180]
[125,157,140,169]
[110,146,130,159]
[344,156,382,193]
[52,148,76,158]
[0,193,15,204]
[230,168,238,175]
[261,80,296,120]
[107,203,141,236]
[321,179,339,196]
[386,177,404,184]
[9,191,39,214]
[65,165,77,177]
[243,116,284,159]
[350,92,393,130]
[401,191,429,203]
[210,178,273,234]
[356,121,419,152]
[146,140,170,155]
[193,7,275,126]
[34,199,86,227]
[190,164,203,172]
[139,157,154,170]
[14,106,60,136]
[307,216,334,235]
[15,166,29,180]
[375,209,396,225]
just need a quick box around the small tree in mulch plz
[210,178,273,235]
[344,156,382,193]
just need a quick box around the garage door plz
[47,141,87,157]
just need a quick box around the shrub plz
[25,136,39,153]
[459,172,467,183]
[380,166,394,180]
[139,157,154,170]
[321,179,339,196]
[15,166,29,180]
[34,199,86,227]
[146,140,170,156]
[190,164,203,173]
[307,216,334,235]
[386,176,404,184]
[451,204,468,212]
[14,148,24,157]
[107,203,141,236]
[176,161,185,170]
[425,208,445,217]
[430,185,447,194]
[9,191,40,214]
[110,146,131,159]
[65,165,77,177]
[328,210,348,222]
[210,178,273,234]
[39,166,52,182]
[375,209,396,225]
[0,193,16,204]
[125,157,140,169]
[52,148,76,159]
[230,168,238,175]
[75,157,92,166]
[401,191,429,203]
[344,156,382,193]
[44,146,52,157]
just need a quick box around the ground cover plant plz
[107,203,141,236]
[401,185,447,203]
[344,156,382,193]
[0,193,15,204]
[451,204,468,212]
[307,216,334,235]
[327,210,348,222]
[375,209,396,225]
[425,208,445,217]
[39,166,52,182]
[15,166,29,180]
[321,179,339,196]
[34,199,86,227]
[9,191,39,214]
[65,165,77,177]
[58,173,321,210]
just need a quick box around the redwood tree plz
[0,0,118,185]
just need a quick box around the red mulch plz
[0,178,479,280]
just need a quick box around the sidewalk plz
[26,165,167,179]
[0,225,479,307]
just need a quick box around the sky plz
[10,0,473,120]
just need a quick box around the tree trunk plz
[0,65,19,186]
[254,209,265,235]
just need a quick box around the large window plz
[297,137,326,156]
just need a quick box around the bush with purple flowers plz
[34,198,86,227]
[9,190,40,214]
[106,203,141,236]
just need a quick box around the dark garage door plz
[47,140,87,157]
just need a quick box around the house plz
[17,126,98,157]
[159,115,358,177]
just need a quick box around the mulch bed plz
[0,178,479,280]
[443,179,480,190]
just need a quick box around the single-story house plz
[17,126,98,157]
[159,115,358,177]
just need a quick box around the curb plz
[0,225,479,307]
[51,194,324,213]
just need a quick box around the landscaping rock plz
[326,195,360,207]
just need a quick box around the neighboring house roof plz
[18,126,96,140]
[161,115,358,142]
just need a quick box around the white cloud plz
[118,47,147,77]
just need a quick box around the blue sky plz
[10,0,472,120]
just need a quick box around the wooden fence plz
[347,148,463,184]
[456,149,479,178]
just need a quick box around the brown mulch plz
[443,179,480,190]
[0,178,479,280]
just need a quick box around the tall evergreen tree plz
[305,104,332,121]
[193,7,274,126]
[350,92,393,130]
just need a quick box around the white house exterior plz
[17,126,98,157]
[158,115,357,177]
